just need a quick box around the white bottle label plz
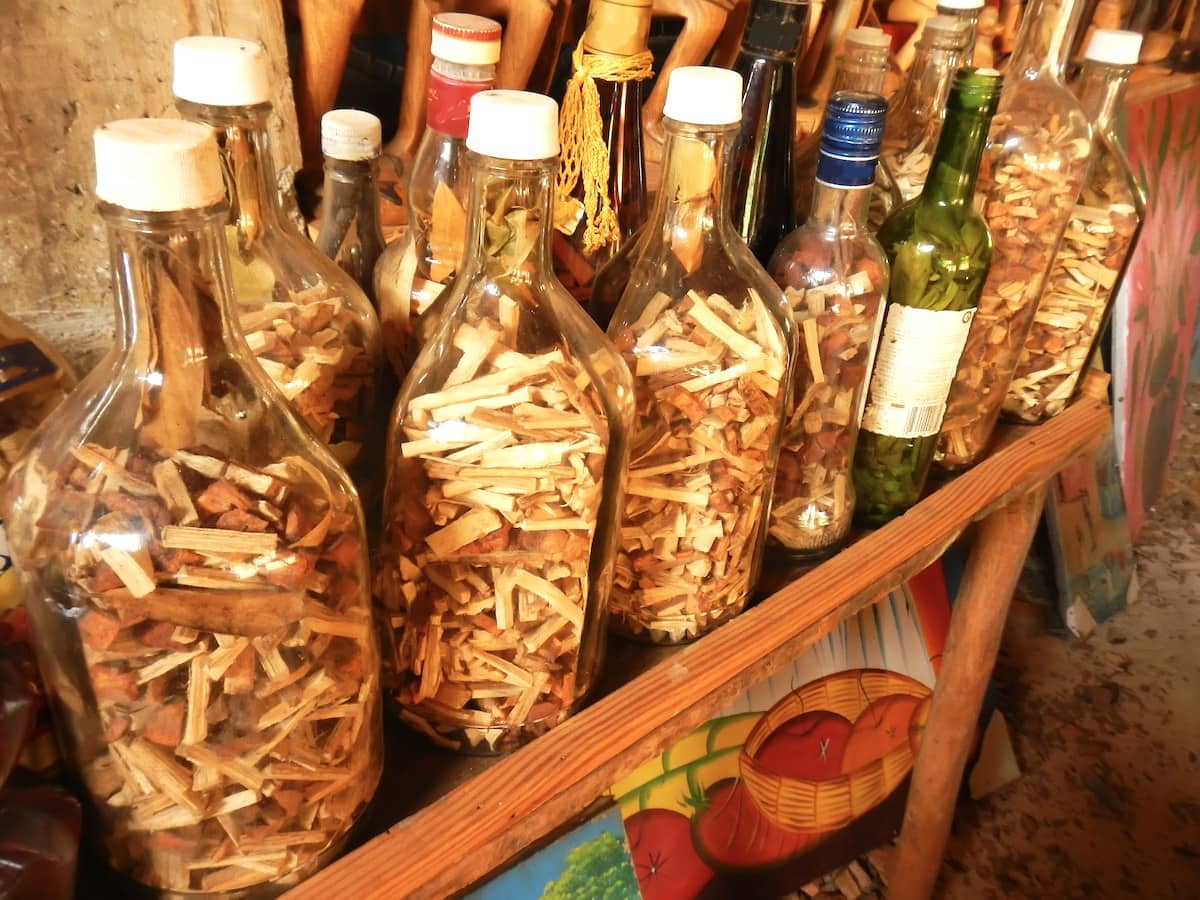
[861,305,976,439]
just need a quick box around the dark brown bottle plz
[554,0,652,304]
[729,0,810,263]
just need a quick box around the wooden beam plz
[286,395,1110,900]
[888,484,1048,900]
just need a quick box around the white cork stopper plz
[322,109,382,160]
[466,90,559,160]
[94,119,225,212]
[663,66,743,126]
[173,36,271,107]
[937,0,985,11]
[431,13,502,65]
[845,26,891,50]
[1086,29,1143,65]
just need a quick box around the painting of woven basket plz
[739,668,931,833]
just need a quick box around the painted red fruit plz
[841,693,924,773]
[690,778,817,871]
[625,807,714,899]
[753,710,853,781]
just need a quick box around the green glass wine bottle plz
[852,68,1002,526]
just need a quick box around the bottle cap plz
[816,91,888,187]
[937,0,985,9]
[432,13,502,65]
[1085,29,1143,65]
[322,109,382,160]
[845,26,891,51]
[173,36,271,107]
[467,90,559,159]
[662,66,744,126]
[582,0,653,57]
[94,118,225,212]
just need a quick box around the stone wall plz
[0,0,299,375]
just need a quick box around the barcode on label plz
[901,403,945,438]
[862,400,947,439]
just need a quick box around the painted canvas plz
[1044,420,1135,635]
[1113,80,1200,538]
[611,563,953,899]
[465,806,640,900]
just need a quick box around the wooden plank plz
[286,394,1111,900]
[889,484,1048,900]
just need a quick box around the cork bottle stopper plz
[173,36,271,107]
[94,118,225,212]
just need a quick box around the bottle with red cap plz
[374,13,502,378]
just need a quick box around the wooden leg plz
[294,0,367,177]
[888,484,1047,900]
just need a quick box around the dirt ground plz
[794,384,1200,900]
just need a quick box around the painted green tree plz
[539,832,639,900]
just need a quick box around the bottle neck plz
[739,0,810,59]
[653,119,737,248]
[459,154,557,283]
[176,100,290,249]
[938,7,982,61]
[831,45,889,95]
[1074,60,1132,131]
[319,157,382,232]
[808,179,873,234]
[891,39,963,131]
[921,102,993,206]
[1009,0,1084,81]
[102,202,234,367]
[428,59,497,138]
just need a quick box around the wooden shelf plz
[286,392,1112,900]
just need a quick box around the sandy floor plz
[937,383,1200,899]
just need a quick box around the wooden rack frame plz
[287,387,1112,900]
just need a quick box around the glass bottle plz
[795,27,891,223]
[870,16,970,229]
[767,92,889,558]
[606,67,793,643]
[553,0,652,303]
[3,118,381,895]
[938,0,986,62]
[729,0,811,263]
[374,14,502,377]
[378,92,633,753]
[936,0,1093,468]
[173,37,383,478]
[854,69,1003,525]
[315,109,386,304]
[1004,30,1145,423]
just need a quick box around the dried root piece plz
[1004,152,1140,423]
[610,288,786,642]
[31,443,379,893]
[238,283,376,466]
[770,258,884,554]
[379,298,611,752]
[938,115,1091,467]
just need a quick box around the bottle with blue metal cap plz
[765,91,889,559]
[853,67,1003,526]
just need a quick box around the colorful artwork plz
[1113,81,1200,539]
[1044,421,1134,634]
[612,564,951,898]
[466,807,639,900]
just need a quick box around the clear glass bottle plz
[2,119,381,895]
[795,27,891,223]
[767,92,889,558]
[315,109,386,305]
[938,0,985,63]
[605,67,793,643]
[1004,30,1146,423]
[936,0,1093,468]
[374,14,502,377]
[729,0,810,263]
[870,16,970,229]
[854,69,1002,525]
[173,37,383,478]
[553,0,652,303]
[378,92,633,753]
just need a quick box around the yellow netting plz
[555,39,654,255]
